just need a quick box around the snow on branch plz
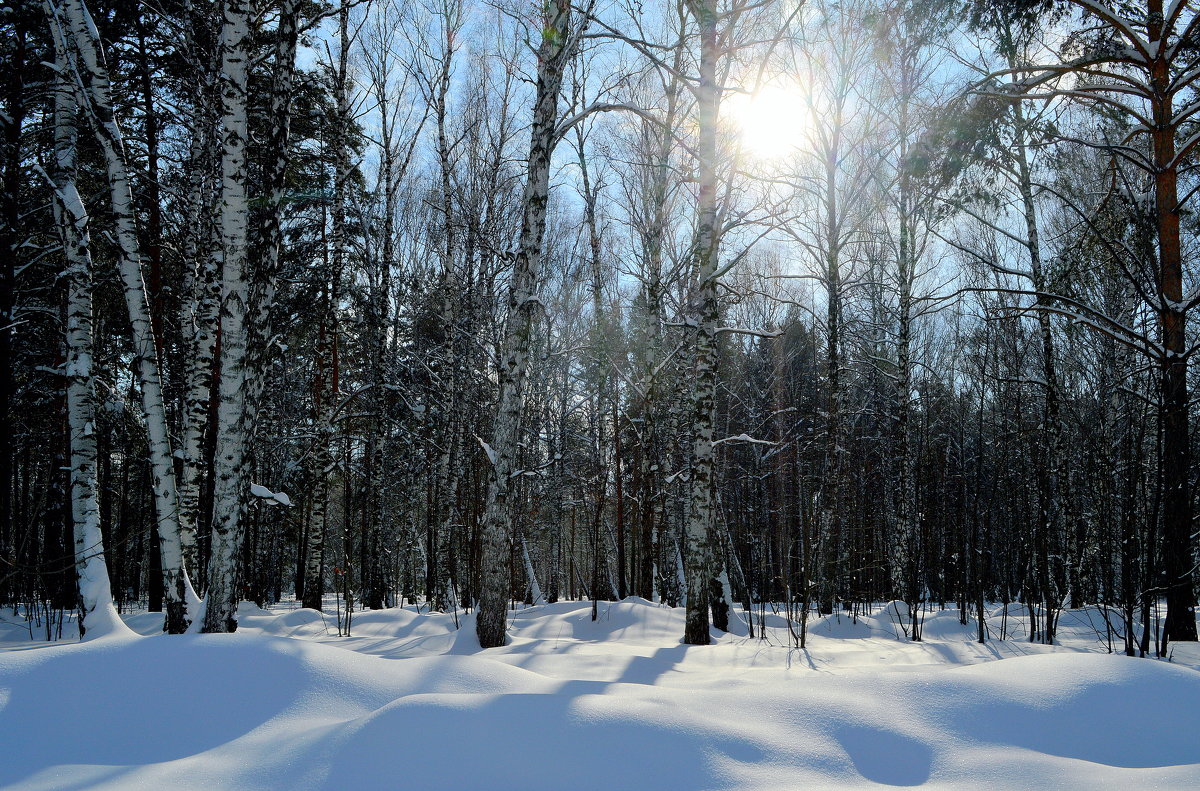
[713,433,777,447]
[250,483,292,507]
[1066,0,1151,59]
[715,327,782,339]
[509,456,558,479]
[476,435,498,466]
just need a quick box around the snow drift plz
[1,599,1198,790]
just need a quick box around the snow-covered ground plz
[1,598,1198,790]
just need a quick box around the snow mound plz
[0,599,1198,790]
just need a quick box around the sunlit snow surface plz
[1,599,1198,790]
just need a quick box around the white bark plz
[521,535,544,604]
[682,0,719,646]
[476,0,586,648]
[56,0,188,632]
[203,0,254,632]
[177,102,219,607]
[46,24,129,639]
[302,478,328,610]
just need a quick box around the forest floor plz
[1,597,1198,790]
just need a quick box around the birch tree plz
[56,0,190,633]
[766,0,877,618]
[202,0,255,632]
[874,0,954,641]
[46,17,128,638]
[476,0,592,648]
[175,0,221,601]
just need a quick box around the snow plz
[1,599,1198,790]
[713,433,775,446]
[250,483,292,507]
[476,435,498,465]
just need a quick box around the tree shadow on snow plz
[832,724,933,786]
[323,687,765,791]
[0,636,311,788]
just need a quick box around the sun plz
[725,83,814,161]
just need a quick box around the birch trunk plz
[202,0,253,632]
[682,0,719,646]
[176,24,221,598]
[1011,97,1062,644]
[203,0,301,616]
[476,0,581,649]
[817,91,844,618]
[243,0,300,434]
[57,0,188,633]
[428,12,459,611]
[47,34,128,638]
[894,87,920,640]
[177,123,218,599]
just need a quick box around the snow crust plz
[1,599,1198,790]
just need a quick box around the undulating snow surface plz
[1,599,1198,790]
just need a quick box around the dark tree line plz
[0,0,1196,655]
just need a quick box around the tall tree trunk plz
[176,15,221,602]
[47,37,127,638]
[1010,95,1063,644]
[476,0,580,649]
[428,13,459,611]
[635,86,676,601]
[895,86,920,641]
[57,0,188,633]
[579,132,612,605]
[682,0,719,646]
[202,0,254,632]
[818,92,844,618]
[362,128,393,608]
[0,6,29,602]
[1149,9,1197,647]
[303,0,351,613]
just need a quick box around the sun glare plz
[725,83,814,161]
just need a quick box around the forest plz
[3,0,1200,663]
